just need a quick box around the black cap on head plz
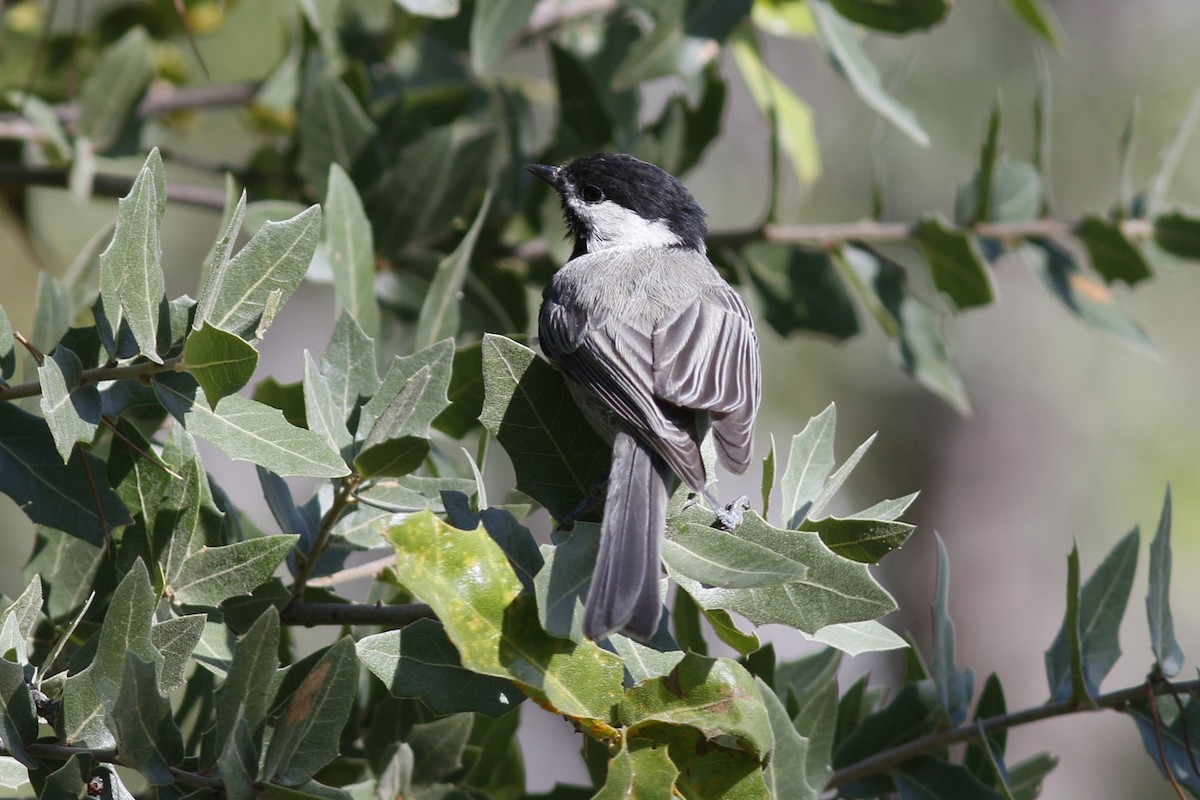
[526,153,707,255]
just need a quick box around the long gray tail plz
[583,428,671,640]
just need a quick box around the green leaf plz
[612,0,750,89]
[1076,215,1153,286]
[479,335,609,521]
[302,352,349,453]
[324,164,379,340]
[779,404,836,528]
[1029,239,1154,354]
[737,244,855,339]
[609,634,685,684]
[319,310,380,433]
[155,373,349,478]
[915,215,995,309]
[833,680,943,784]
[366,121,494,254]
[809,0,929,146]
[215,606,279,754]
[0,306,13,380]
[98,148,166,362]
[836,246,970,412]
[0,404,131,546]
[1153,209,1200,259]
[59,668,113,748]
[31,273,71,360]
[669,728,771,800]
[1046,530,1139,702]
[78,27,152,150]
[931,535,973,725]
[218,709,259,800]
[198,205,322,339]
[407,713,474,786]
[533,524,599,641]
[357,619,521,717]
[619,653,773,759]
[360,339,455,442]
[730,27,820,187]
[111,652,184,785]
[198,179,246,302]
[170,535,299,606]
[89,560,158,704]
[385,511,623,720]
[40,753,91,800]
[0,576,41,663]
[803,516,914,563]
[262,638,359,786]
[37,346,100,462]
[893,754,1006,799]
[396,0,459,17]
[673,584,707,656]
[0,657,37,767]
[964,673,1008,786]
[1007,753,1058,800]
[1003,0,1064,48]
[784,648,840,791]
[830,0,948,32]
[353,437,430,478]
[663,522,808,588]
[182,323,260,405]
[298,75,376,198]
[151,614,205,693]
[470,0,537,73]
[702,607,760,657]
[0,756,28,790]
[593,741,679,800]
[253,376,308,429]
[433,341,485,438]
[669,510,896,635]
[1147,487,1183,676]
[756,676,816,800]
[414,193,492,351]
[808,620,907,654]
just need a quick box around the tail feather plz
[584,428,671,640]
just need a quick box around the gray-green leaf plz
[262,638,359,786]
[98,149,166,362]
[1146,487,1184,676]
[171,535,299,607]
[78,27,152,150]
[325,164,379,339]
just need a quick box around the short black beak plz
[525,163,559,188]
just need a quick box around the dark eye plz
[581,184,605,203]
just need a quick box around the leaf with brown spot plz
[262,638,357,785]
[618,653,774,761]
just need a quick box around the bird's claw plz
[713,494,749,531]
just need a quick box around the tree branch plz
[0,163,228,210]
[826,677,1200,789]
[21,742,226,790]
[0,355,183,402]
[278,601,436,627]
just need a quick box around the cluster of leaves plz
[0,143,918,799]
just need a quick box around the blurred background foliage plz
[1,0,1200,797]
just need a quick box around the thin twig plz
[827,678,1200,788]
[307,554,398,588]
[278,601,435,627]
[288,475,364,602]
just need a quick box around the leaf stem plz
[0,354,182,402]
[826,677,1200,789]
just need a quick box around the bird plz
[527,153,762,640]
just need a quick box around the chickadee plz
[527,153,762,640]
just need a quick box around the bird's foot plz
[703,490,748,530]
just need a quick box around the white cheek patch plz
[568,197,682,252]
